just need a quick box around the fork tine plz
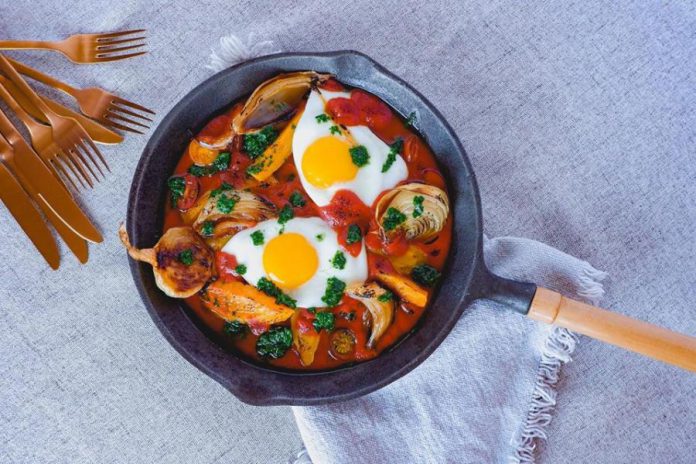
[109,103,153,122]
[96,43,146,55]
[106,111,150,129]
[96,36,146,46]
[71,143,102,181]
[95,51,147,63]
[51,158,81,191]
[95,29,146,41]
[81,137,110,173]
[58,150,93,188]
[102,119,144,135]
[113,97,155,115]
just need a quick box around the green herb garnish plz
[201,220,215,237]
[349,145,370,167]
[216,192,239,214]
[188,152,230,177]
[289,191,306,207]
[381,138,403,173]
[382,207,407,231]
[329,125,341,135]
[256,327,292,359]
[321,277,346,307]
[331,251,347,270]
[313,312,335,332]
[378,290,394,302]
[167,176,186,206]
[243,126,277,159]
[315,113,330,123]
[412,195,425,218]
[235,264,247,275]
[346,224,362,245]
[251,230,265,246]
[223,320,247,337]
[246,163,263,175]
[278,205,294,225]
[177,249,194,266]
[316,233,325,242]
[257,277,297,308]
[411,264,441,287]
[210,182,232,197]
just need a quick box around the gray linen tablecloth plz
[1,1,694,463]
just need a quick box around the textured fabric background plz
[1,1,694,463]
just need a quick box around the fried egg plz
[222,217,367,308]
[292,89,408,207]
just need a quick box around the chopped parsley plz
[289,191,306,207]
[412,195,425,218]
[307,307,317,314]
[256,326,292,359]
[315,113,330,123]
[378,290,394,302]
[210,182,232,197]
[200,220,215,237]
[235,264,247,275]
[411,264,441,287]
[188,152,230,176]
[329,125,341,135]
[346,224,362,244]
[177,249,194,266]
[321,277,346,307]
[256,277,297,308]
[167,176,185,206]
[251,230,265,246]
[313,312,335,332]
[243,126,277,159]
[278,205,294,225]
[349,145,370,167]
[316,233,325,242]
[331,251,347,270]
[405,111,417,127]
[382,207,407,231]
[381,138,403,173]
[223,320,247,337]
[216,192,239,214]
[246,163,263,175]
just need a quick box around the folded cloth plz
[292,235,607,464]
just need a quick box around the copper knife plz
[0,159,60,269]
[0,134,88,263]
[0,108,103,243]
[0,75,122,145]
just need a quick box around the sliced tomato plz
[351,89,393,130]
[319,190,371,229]
[214,251,241,282]
[176,174,199,211]
[325,97,361,126]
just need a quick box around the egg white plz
[221,217,367,308]
[292,89,408,207]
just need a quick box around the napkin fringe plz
[510,263,607,463]
[206,33,279,72]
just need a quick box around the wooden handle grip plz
[528,287,696,372]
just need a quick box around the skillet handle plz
[529,287,696,373]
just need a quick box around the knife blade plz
[0,161,60,269]
[0,76,122,145]
[0,108,103,244]
[0,134,88,263]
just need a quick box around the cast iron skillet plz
[127,51,696,406]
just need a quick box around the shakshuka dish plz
[120,72,452,370]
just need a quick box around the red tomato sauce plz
[163,84,452,370]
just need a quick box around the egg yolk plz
[263,233,319,289]
[302,136,358,188]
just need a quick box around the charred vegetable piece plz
[119,225,213,298]
[330,329,356,359]
[201,280,294,335]
[292,309,320,366]
[375,183,449,241]
[196,105,240,149]
[346,282,394,348]
[256,326,293,359]
[374,271,428,308]
[246,108,304,181]
[389,244,428,274]
[233,71,330,133]
[168,174,199,211]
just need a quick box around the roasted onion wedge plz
[233,71,330,133]
[374,271,428,308]
[346,282,395,349]
[375,183,449,241]
[119,225,213,298]
[201,280,294,335]
[291,309,320,366]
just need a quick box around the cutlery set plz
[0,30,153,269]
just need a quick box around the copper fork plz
[0,30,147,64]
[9,57,154,134]
[0,53,108,189]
